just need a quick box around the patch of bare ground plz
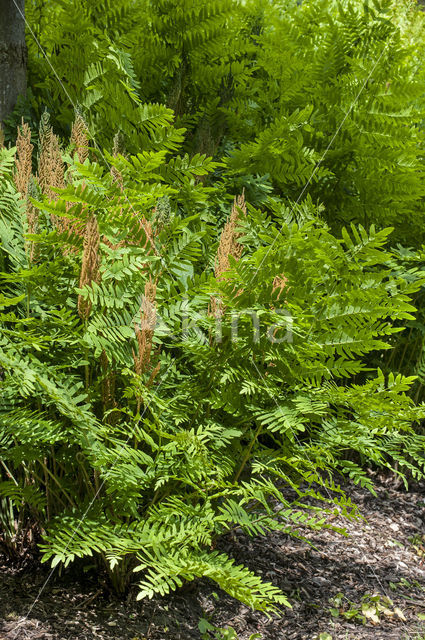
[1,472,425,640]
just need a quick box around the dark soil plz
[2,473,425,640]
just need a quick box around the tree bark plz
[0,0,27,124]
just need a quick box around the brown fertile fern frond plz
[272,274,288,301]
[211,192,247,317]
[14,121,33,197]
[37,126,65,201]
[78,214,101,321]
[70,115,89,164]
[132,279,160,412]
[215,192,247,280]
[14,123,39,262]
[37,117,65,232]
[133,278,157,378]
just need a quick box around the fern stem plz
[37,459,77,509]
[29,469,68,511]
[397,326,414,372]
[94,469,100,494]
[43,456,50,521]
[85,362,90,392]
[76,454,96,496]
[0,460,18,485]
[233,423,263,484]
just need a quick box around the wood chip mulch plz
[1,472,425,640]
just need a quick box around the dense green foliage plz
[21,0,425,244]
[2,0,425,613]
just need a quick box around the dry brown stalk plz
[14,121,33,197]
[70,115,89,164]
[210,192,247,317]
[78,213,101,321]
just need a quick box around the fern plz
[3,0,425,614]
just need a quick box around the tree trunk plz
[0,0,27,124]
